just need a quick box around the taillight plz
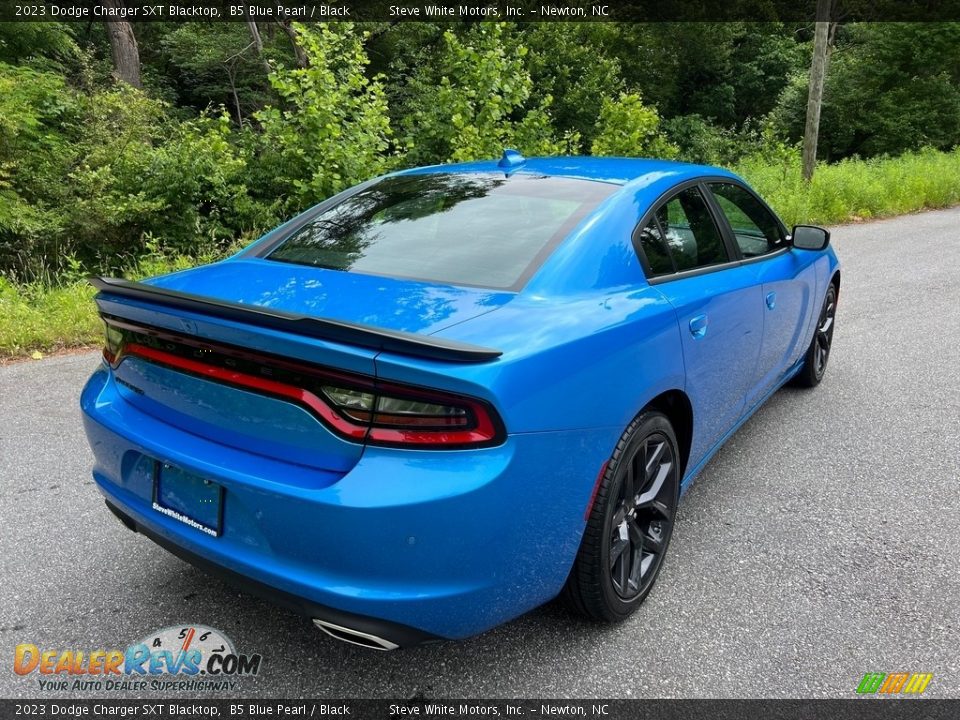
[320,382,499,447]
[101,317,504,449]
[102,322,124,364]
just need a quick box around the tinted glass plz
[709,182,784,258]
[637,219,674,275]
[659,187,729,271]
[267,173,616,289]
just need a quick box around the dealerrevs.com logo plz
[856,672,933,696]
[13,625,262,692]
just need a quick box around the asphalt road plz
[2,208,959,700]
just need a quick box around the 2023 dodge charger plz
[81,152,840,649]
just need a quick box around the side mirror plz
[790,225,830,251]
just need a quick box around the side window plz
[708,182,784,258]
[660,187,729,271]
[637,218,675,275]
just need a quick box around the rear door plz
[705,182,818,405]
[635,184,764,467]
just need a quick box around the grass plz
[3,147,960,360]
[0,247,224,361]
[0,277,101,359]
[737,147,960,227]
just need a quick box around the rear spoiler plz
[89,277,502,363]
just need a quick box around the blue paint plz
[81,156,840,640]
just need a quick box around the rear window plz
[265,173,616,290]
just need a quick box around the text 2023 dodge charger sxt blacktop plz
[81,153,839,649]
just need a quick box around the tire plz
[794,283,837,388]
[561,411,680,622]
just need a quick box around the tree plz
[398,24,565,165]
[253,24,393,212]
[591,92,677,158]
[243,8,271,75]
[802,0,834,181]
[277,20,309,68]
[102,0,141,88]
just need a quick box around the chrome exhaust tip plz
[312,619,400,651]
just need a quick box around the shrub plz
[399,24,567,166]
[736,147,960,227]
[591,92,678,159]
[253,23,393,215]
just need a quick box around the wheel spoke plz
[644,439,666,482]
[636,460,672,507]
[626,516,644,547]
[617,546,630,590]
[623,459,636,510]
[610,536,630,568]
[820,315,833,334]
[627,547,643,589]
[639,552,655,578]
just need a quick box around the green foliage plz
[66,91,262,266]
[156,23,277,122]
[523,23,623,149]
[0,240,231,358]
[399,24,567,165]
[615,23,804,129]
[662,115,743,165]
[0,62,265,280]
[591,92,677,158]
[769,23,960,159]
[0,62,78,272]
[736,147,960,227]
[253,23,393,213]
[0,275,100,358]
[5,19,960,358]
[0,22,78,68]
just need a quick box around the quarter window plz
[658,187,729,272]
[709,182,784,258]
[637,219,675,275]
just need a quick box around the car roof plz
[393,155,737,187]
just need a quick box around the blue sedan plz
[81,152,840,649]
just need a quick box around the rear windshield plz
[265,173,616,290]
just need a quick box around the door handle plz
[765,291,777,310]
[689,314,708,339]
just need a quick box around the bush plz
[64,88,263,270]
[736,147,960,227]
[0,68,267,280]
[591,92,677,158]
[0,62,78,275]
[253,23,393,215]
[399,24,568,166]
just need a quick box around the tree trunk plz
[103,0,141,88]
[277,20,309,68]
[802,0,835,182]
[247,20,271,73]
[242,2,271,74]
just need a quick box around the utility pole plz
[802,0,834,182]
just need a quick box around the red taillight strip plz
[104,315,370,390]
[367,396,498,446]
[105,329,504,448]
[119,343,368,440]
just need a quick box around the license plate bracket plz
[152,463,223,537]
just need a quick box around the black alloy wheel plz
[795,283,838,387]
[608,430,675,600]
[561,411,680,621]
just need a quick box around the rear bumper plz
[103,499,439,649]
[81,364,618,641]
